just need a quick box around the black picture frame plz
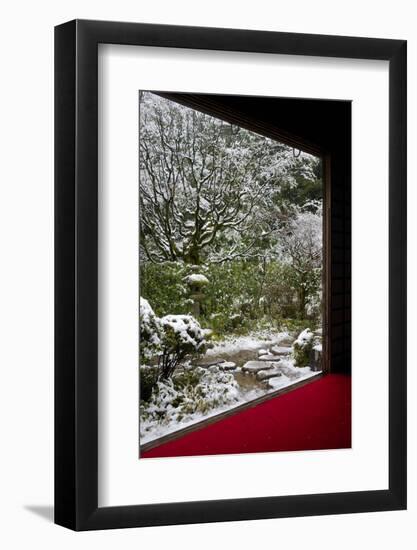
[55,19,407,531]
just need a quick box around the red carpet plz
[142,374,351,459]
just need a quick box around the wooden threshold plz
[140,372,323,455]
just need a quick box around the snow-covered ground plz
[140,377,263,445]
[206,330,292,357]
[140,331,321,446]
[140,364,320,445]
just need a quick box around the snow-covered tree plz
[278,204,323,318]
[139,92,314,265]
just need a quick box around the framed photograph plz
[55,20,406,530]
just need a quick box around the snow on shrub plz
[292,328,314,367]
[158,314,211,379]
[139,297,162,362]
[140,366,240,440]
[140,296,211,381]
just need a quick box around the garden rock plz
[258,354,282,362]
[256,368,282,381]
[195,358,225,368]
[270,346,292,355]
[242,361,275,373]
[220,361,237,370]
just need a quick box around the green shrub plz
[139,365,158,402]
[140,262,189,317]
[140,366,241,438]
[158,314,210,379]
[140,257,322,340]
[292,328,314,367]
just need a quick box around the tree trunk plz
[298,287,306,319]
[185,248,200,266]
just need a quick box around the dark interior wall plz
[153,92,351,374]
[330,124,351,374]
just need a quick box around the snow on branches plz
[277,203,323,318]
[158,314,211,379]
[140,296,211,380]
[139,91,318,266]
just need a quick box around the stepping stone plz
[242,360,278,373]
[258,354,282,362]
[220,361,236,370]
[258,348,269,356]
[195,358,225,368]
[270,346,292,355]
[256,368,282,381]
[276,337,294,347]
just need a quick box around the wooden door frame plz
[322,153,332,374]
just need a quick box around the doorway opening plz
[139,91,335,453]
